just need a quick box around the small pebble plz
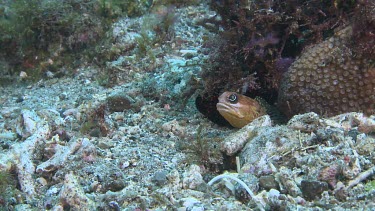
[152,170,168,186]
[301,180,329,201]
[259,175,278,190]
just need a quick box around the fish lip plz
[216,102,232,111]
[216,103,244,118]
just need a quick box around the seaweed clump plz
[351,0,375,59]
[178,125,226,172]
[0,0,153,81]
[0,169,17,209]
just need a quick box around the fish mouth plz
[216,103,244,118]
[216,102,232,111]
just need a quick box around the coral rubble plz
[220,112,375,209]
[0,1,375,210]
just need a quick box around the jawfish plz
[216,92,266,128]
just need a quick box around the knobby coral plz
[278,26,375,118]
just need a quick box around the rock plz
[106,94,134,112]
[268,189,280,198]
[334,182,348,201]
[0,106,21,118]
[152,170,168,186]
[0,131,17,141]
[318,164,341,189]
[239,126,308,176]
[259,175,279,190]
[275,167,301,197]
[287,112,321,133]
[162,119,186,137]
[234,173,259,203]
[182,165,204,190]
[97,138,114,149]
[20,109,39,137]
[179,197,204,211]
[59,172,96,210]
[300,180,329,201]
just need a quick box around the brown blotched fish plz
[216,92,266,128]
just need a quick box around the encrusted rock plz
[287,112,321,132]
[275,167,301,197]
[234,173,259,203]
[318,164,342,189]
[106,93,135,112]
[58,172,96,210]
[342,157,362,180]
[334,182,348,201]
[18,109,39,137]
[0,131,17,140]
[179,197,204,211]
[162,119,186,137]
[182,164,204,190]
[239,126,309,176]
[0,106,20,118]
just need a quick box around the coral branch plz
[13,110,50,202]
[347,166,375,189]
[36,137,82,174]
[221,115,272,156]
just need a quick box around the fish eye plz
[228,94,238,103]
